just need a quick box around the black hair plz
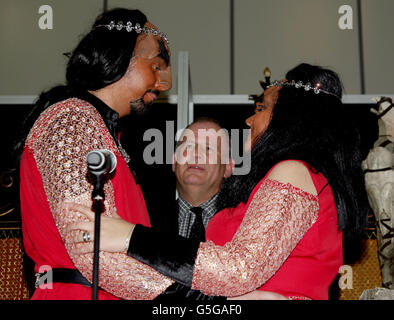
[218,63,370,248]
[66,8,147,90]
[13,8,148,164]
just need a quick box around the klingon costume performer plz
[20,92,173,299]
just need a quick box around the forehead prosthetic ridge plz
[132,27,172,89]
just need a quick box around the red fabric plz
[205,161,343,300]
[20,147,151,300]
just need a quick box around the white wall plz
[0,0,103,95]
[362,0,394,94]
[0,0,393,96]
[234,0,362,95]
[108,0,231,95]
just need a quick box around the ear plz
[224,158,235,178]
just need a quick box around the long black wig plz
[218,63,371,252]
[13,8,148,162]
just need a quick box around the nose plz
[156,79,172,92]
[155,67,172,92]
[184,144,204,165]
[245,114,254,127]
[193,145,205,164]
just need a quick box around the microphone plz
[86,149,117,176]
[85,149,117,301]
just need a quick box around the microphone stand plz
[86,149,116,300]
[90,174,106,300]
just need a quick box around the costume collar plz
[74,90,121,143]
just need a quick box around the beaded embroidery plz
[191,179,319,297]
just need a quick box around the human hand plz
[228,290,289,300]
[65,202,134,254]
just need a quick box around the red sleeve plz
[191,179,319,296]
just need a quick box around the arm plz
[190,179,318,296]
[29,100,173,299]
[128,161,319,296]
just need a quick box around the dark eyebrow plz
[175,137,188,149]
[157,39,170,66]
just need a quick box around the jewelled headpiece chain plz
[267,80,341,100]
[95,21,169,44]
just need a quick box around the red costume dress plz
[128,160,343,300]
[193,161,343,300]
[20,96,173,299]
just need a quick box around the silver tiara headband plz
[95,21,169,44]
[267,80,341,100]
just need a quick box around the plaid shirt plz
[178,194,219,238]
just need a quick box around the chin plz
[244,140,251,152]
[129,100,150,115]
[183,176,206,185]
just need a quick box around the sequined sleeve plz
[26,98,173,299]
[191,179,319,297]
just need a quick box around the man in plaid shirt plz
[173,117,234,239]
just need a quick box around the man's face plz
[173,121,233,199]
[121,21,172,114]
